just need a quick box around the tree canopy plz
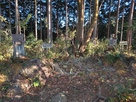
[0,0,136,45]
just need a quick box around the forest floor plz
[0,54,136,102]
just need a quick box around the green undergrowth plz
[107,79,136,102]
[0,34,12,61]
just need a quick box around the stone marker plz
[11,34,25,58]
[109,34,117,46]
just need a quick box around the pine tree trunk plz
[93,21,98,39]
[127,0,135,52]
[30,0,33,32]
[79,0,99,53]
[8,0,12,34]
[0,5,1,42]
[76,0,85,50]
[35,0,38,40]
[65,0,68,46]
[56,9,59,38]
[107,0,111,38]
[120,7,125,41]
[0,5,1,29]
[47,0,52,43]
[115,0,120,37]
[23,27,26,41]
[15,0,19,34]
[92,0,103,39]
[40,0,42,39]
[89,0,92,24]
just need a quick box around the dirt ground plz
[0,55,136,102]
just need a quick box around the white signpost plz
[41,43,53,55]
[42,43,53,49]
[119,41,128,45]
[119,41,128,50]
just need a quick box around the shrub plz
[0,33,12,61]
[105,51,121,64]
[85,38,109,56]
[107,80,136,102]
[25,33,43,58]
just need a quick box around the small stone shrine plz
[104,34,117,52]
[11,34,25,58]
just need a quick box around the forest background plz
[0,0,136,55]
[0,0,136,102]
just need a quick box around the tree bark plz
[89,0,92,24]
[35,0,38,40]
[115,0,120,37]
[92,0,103,39]
[107,0,111,38]
[47,0,52,43]
[76,0,85,49]
[23,27,25,41]
[30,0,33,32]
[15,0,19,34]
[0,5,1,29]
[56,8,59,38]
[40,0,42,39]
[120,7,125,41]
[93,21,97,39]
[8,0,12,34]
[65,0,68,46]
[0,5,1,43]
[127,0,135,52]
[79,0,99,53]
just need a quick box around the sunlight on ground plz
[0,74,8,84]
[124,52,136,57]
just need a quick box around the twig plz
[71,72,79,78]
[93,85,107,102]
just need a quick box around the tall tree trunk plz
[93,21,97,39]
[8,0,12,34]
[107,0,111,38]
[35,0,38,40]
[15,0,19,34]
[76,0,85,49]
[115,0,120,37]
[89,0,92,24]
[92,0,104,39]
[40,0,42,39]
[0,4,1,43]
[79,0,99,53]
[120,7,125,41]
[56,8,59,38]
[47,0,52,43]
[65,0,68,46]
[127,0,135,52]
[30,0,33,32]
[0,4,1,29]
[23,27,25,41]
